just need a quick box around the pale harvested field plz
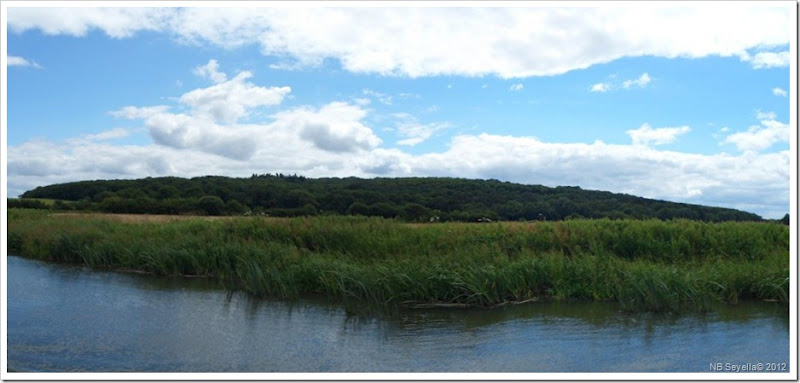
[52,213,537,227]
[52,212,240,223]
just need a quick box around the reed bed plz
[7,209,789,312]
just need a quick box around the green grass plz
[7,209,790,312]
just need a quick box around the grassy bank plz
[7,209,789,312]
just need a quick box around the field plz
[52,212,240,223]
[7,209,790,312]
[7,197,59,206]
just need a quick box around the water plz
[6,255,789,372]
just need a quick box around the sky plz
[2,2,796,219]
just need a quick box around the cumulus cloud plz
[9,102,383,195]
[590,83,610,93]
[723,112,789,152]
[7,6,792,78]
[291,102,382,153]
[107,61,379,159]
[111,107,263,162]
[509,83,524,91]
[8,127,790,218]
[627,123,690,146]
[193,59,227,83]
[772,87,787,97]
[180,71,291,124]
[7,55,42,68]
[114,64,291,126]
[8,139,206,195]
[354,134,789,218]
[357,148,414,175]
[9,55,789,217]
[143,113,260,160]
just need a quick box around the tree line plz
[16,173,771,222]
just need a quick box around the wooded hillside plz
[19,174,764,222]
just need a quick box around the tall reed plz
[7,209,789,312]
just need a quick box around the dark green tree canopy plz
[20,174,765,222]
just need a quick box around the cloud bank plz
[5,5,793,219]
[7,61,791,218]
[7,5,792,78]
[9,130,789,218]
[723,113,790,153]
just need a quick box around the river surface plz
[6,255,790,373]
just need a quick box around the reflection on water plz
[7,255,789,372]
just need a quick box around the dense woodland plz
[13,174,779,223]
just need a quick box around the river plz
[6,255,790,373]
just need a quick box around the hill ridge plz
[20,174,763,222]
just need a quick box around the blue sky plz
[3,3,795,218]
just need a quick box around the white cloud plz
[772,87,787,97]
[142,112,259,160]
[83,128,130,141]
[7,6,792,78]
[290,102,383,153]
[8,140,200,191]
[362,89,392,105]
[106,61,378,159]
[509,83,524,91]
[392,113,450,146]
[14,53,785,217]
[592,73,651,92]
[110,102,380,162]
[110,104,255,158]
[8,129,790,218]
[7,7,174,38]
[179,70,291,124]
[627,123,690,146]
[357,148,414,175]
[109,105,171,119]
[353,98,371,106]
[193,59,227,83]
[7,55,42,68]
[590,83,610,93]
[756,111,777,120]
[355,134,789,218]
[111,61,286,128]
[723,113,789,152]
[743,51,791,69]
[622,73,651,89]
